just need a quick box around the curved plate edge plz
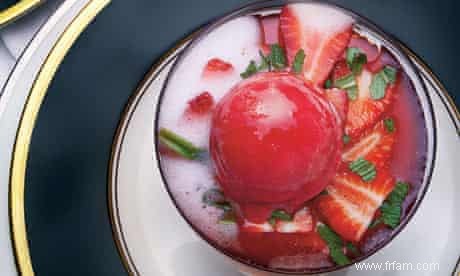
[108,32,460,275]
[9,0,111,275]
[0,0,44,28]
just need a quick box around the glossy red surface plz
[210,72,342,222]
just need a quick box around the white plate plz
[0,0,62,59]
[0,1,109,275]
[0,39,15,96]
[109,40,460,276]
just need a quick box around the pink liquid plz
[158,8,428,272]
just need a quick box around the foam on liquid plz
[159,16,262,249]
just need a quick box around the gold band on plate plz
[9,0,110,275]
[0,0,43,28]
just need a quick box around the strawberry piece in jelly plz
[185,92,215,117]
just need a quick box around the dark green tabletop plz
[25,1,459,275]
[0,0,19,10]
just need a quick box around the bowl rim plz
[153,0,437,274]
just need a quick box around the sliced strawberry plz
[331,59,352,80]
[345,69,398,138]
[325,88,348,124]
[202,58,234,78]
[279,3,353,85]
[348,34,380,63]
[276,207,314,233]
[366,48,399,73]
[258,14,280,47]
[316,170,395,241]
[342,121,396,168]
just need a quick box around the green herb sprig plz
[240,44,289,79]
[333,74,358,100]
[158,128,204,160]
[330,47,368,99]
[317,224,351,265]
[346,47,367,75]
[240,61,258,79]
[268,44,287,70]
[384,117,396,133]
[369,181,410,229]
[268,209,292,226]
[291,49,305,74]
[349,158,376,182]
[370,66,398,100]
[202,188,236,224]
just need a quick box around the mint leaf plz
[379,182,410,228]
[334,74,357,90]
[317,224,343,248]
[202,189,232,211]
[159,128,204,160]
[317,224,351,265]
[292,49,305,74]
[386,181,410,206]
[349,158,376,182]
[370,66,398,100]
[270,209,292,221]
[380,202,401,228]
[330,248,351,266]
[369,218,382,229]
[268,44,287,70]
[346,47,367,75]
[240,60,258,79]
[382,66,397,84]
[241,45,288,79]
[258,50,270,71]
[346,242,360,256]
[346,86,358,101]
[334,74,358,100]
[324,79,333,89]
[370,73,386,100]
[343,134,351,145]
[219,210,236,225]
[384,117,396,133]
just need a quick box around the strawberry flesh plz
[325,88,348,124]
[202,58,234,78]
[343,68,398,138]
[342,121,396,168]
[316,170,396,242]
[279,3,353,85]
[331,59,352,80]
[184,91,215,117]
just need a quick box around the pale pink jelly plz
[210,72,343,223]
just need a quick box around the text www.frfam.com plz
[354,261,440,271]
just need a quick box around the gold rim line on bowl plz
[107,32,459,276]
[0,0,43,28]
[9,0,111,275]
